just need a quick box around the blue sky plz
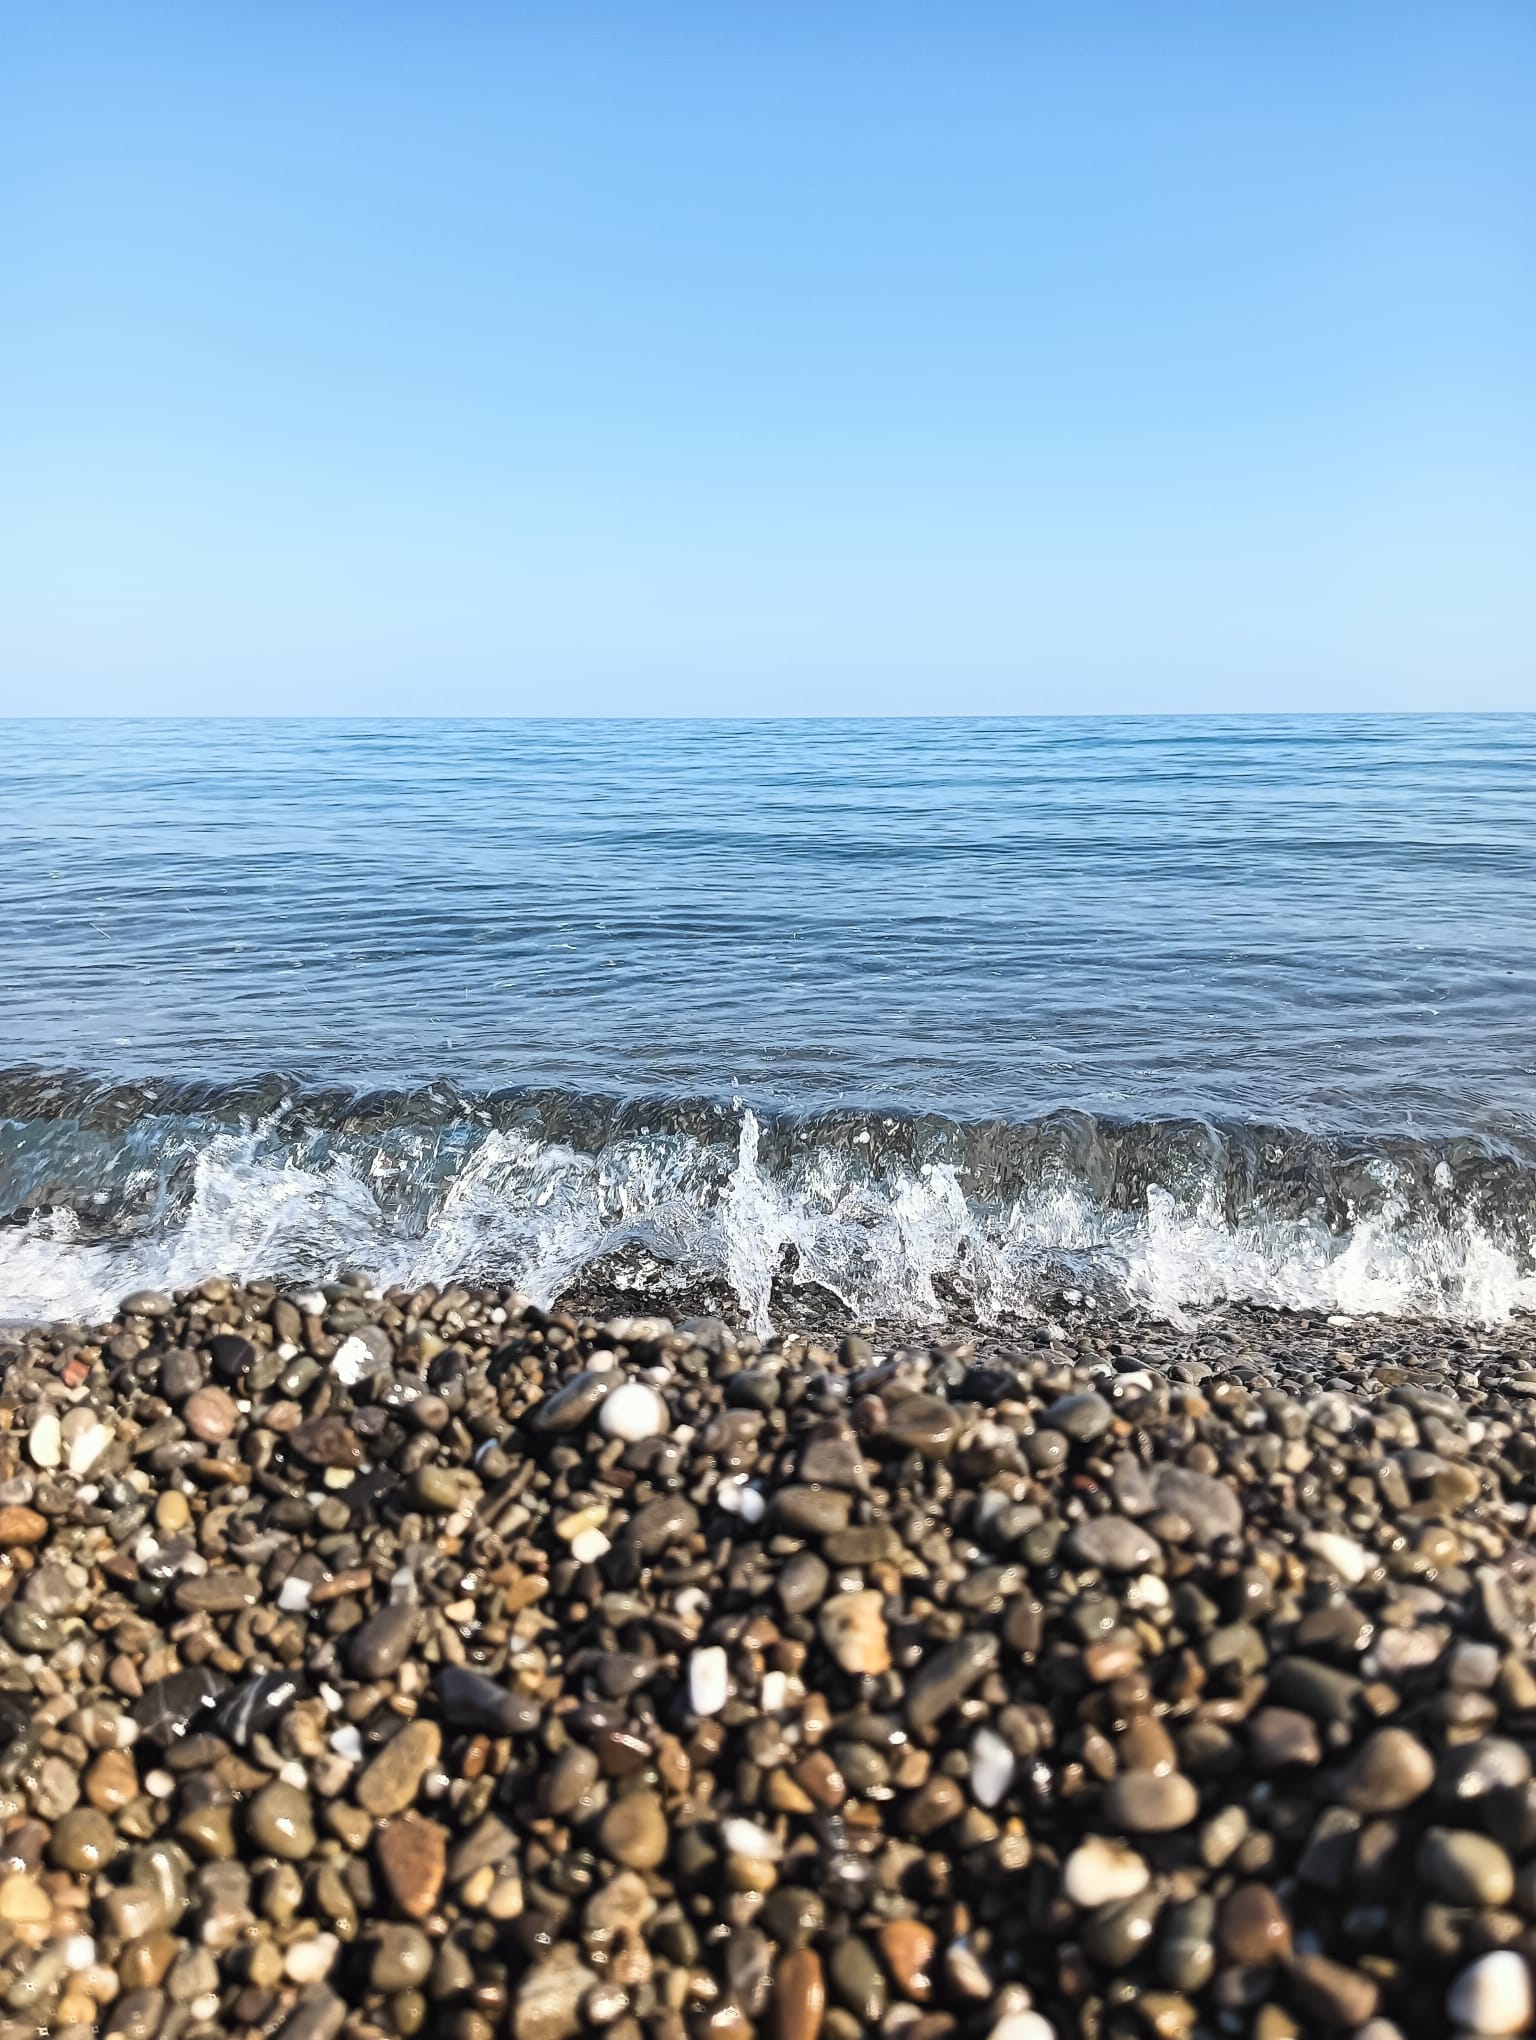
[3,4,1532,716]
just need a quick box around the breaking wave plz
[2,1070,1535,1329]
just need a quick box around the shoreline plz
[2,1279,1536,2038]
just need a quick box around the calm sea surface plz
[2,715,1534,1324]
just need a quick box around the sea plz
[2,714,1534,1330]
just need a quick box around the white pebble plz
[570,1528,612,1565]
[145,1770,174,1799]
[330,1336,373,1386]
[278,1576,313,1614]
[988,2017,1054,2040]
[719,1816,782,1860]
[284,1933,339,1984]
[760,1671,789,1713]
[1304,1530,1370,1584]
[737,1485,766,1525]
[65,1418,111,1478]
[968,1725,1015,1809]
[1447,1950,1533,2035]
[278,1760,309,1789]
[598,1382,670,1443]
[27,1410,62,1470]
[329,1725,363,1762]
[1062,1836,1149,1908]
[290,1290,327,1315]
[689,1644,729,1716]
[1125,1572,1169,1610]
[190,1995,222,2024]
[63,1935,97,1972]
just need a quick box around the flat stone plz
[883,1394,961,1458]
[904,1633,998,1731]
[773,1485,852,1534]
[357,1718,441,1818]
[1067,1514,1160,1572]
[1152,1465,1241,1545]
[375,1813,447,1918]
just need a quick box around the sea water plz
[2,714,1533,1326]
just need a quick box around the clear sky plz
[3,3,1532,716]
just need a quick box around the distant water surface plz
[2,715,1534,1325]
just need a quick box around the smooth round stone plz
[1343,1727,1435,1813]
[48,1808,120,1874]
[1063,1836,1149,1908]
[1067,1515,1160,1572]
[774,1485,852,1534]
[882,1394,961,1458]
[987,2018,1054,2040]
[828,1937,886,2022]
[968,1725,1015,1808]
[370,1924,433,1992]
[1083,1889,1161,1967]
[1042,1393,1113,1441]
[246,1782,315,1861]
[759,1886,826,1952]
[1447,1950,1534,2035]
[182,1387,238,1445]
[1217,1883,1292,1965]
[1158,1895,1217,1993]
[598,1791,669,1871]
[121,1290,174,1316]
[597,1381,669,1442]
[1151,1465,1242,1545]
[27,1410,62,1471]
[1416,1826,1515,1907]
[1102,1769,1199,1833]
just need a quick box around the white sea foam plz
[2,1107,1533,1330]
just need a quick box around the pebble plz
[356,1719,441,1818]
[1446,1950,1534,2035]
[774,1946,825,2040]
[598,1791,669,1870]
[689,1644,729,1716]
[597,1380,670,1441]
[1063,1836,1150,1907]
[3,1279,1536,2040]
[27,1408,61,1469]
[1102,1769,1199,1833]
[818,1590,891,1676]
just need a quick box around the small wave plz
[1,1070,1534,1328]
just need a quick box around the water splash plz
[2,1076,1534,1327]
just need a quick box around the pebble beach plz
[3,1282,1536,2040]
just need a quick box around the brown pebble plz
[775,1946,825,2040]
[376,1814,448,1919]
[597,1791,669,1871]
[878,1919,937,2001]
[0,1506,49,1547]
[1218,1883,1292,1966]
[183,1386,239,1443]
